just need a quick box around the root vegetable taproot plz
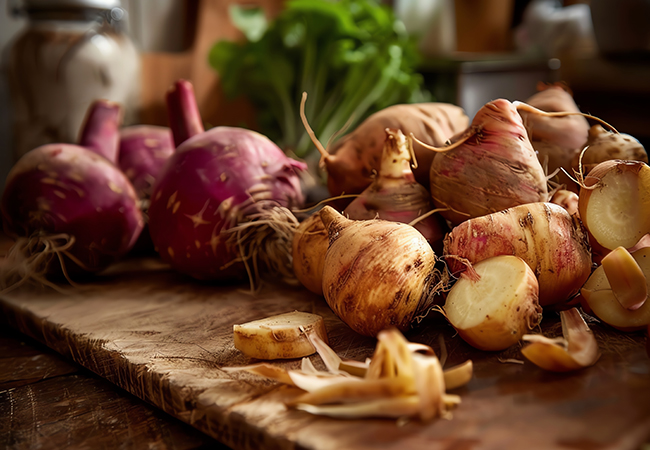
[233,311,328,360]
[443,202,592,307]
[578,159,650,251]
[428,99,549,226]
[521,307,600,372]
[319,206,444,337]
[342,128,448,252]
[442,255,542,351]
[571,125,648,175]
[550,189,579,216]
[292,213,328,295]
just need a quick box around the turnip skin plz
[292,213,328,295]
[1,143,144,275]
[444,202,592,307]
[148,126,306,281]
[430,99,549,226]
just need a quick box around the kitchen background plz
[1,0,649,191]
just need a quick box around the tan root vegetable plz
[343,128,449,253]
[224,328,467,421]
[442,255,542,351]
[571,125,648,176]
[319,206,444,337]
[578,160,650,250]
[319,102,469,196]
[233,311,328,360]
[444,202,592,307]
[292,213,328,295]
[581,247,650,331]
[428,99,549,226]
[518,83,590,191]
[601,246,647,310]
[550,189,579,216]
[521,307,600,372]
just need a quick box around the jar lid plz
[24,0,122,10]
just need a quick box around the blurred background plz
[1,0,650,190]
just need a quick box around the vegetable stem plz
[166,80,205,148]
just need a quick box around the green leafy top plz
[209,0,429,159]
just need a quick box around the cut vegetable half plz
[601,246,647,310]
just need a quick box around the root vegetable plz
[147,80,307,284]
[342,128,448,252]
[521,308,600,372]
[578,160,650,250]
[429,99,549,226]
[518,83,590,191]
[118,125,175,204]
[233,311,328,360]
[292,213,328,295]
[581,247,650,331]
[550,189,579,216]
[0,100,143,286]
[571,125,648,175]
[319,206,444,337]
[442,255,542,351]
[313,102,469,196]
[444,202,592,307]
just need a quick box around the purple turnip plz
[1,100,144,289]
[147,80,307,285]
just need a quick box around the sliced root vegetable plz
[233,311,328,360]
[581,247,650,331]
[292,213,328,295]
[319,206,446,337]
[601,246,647,310]
[224,327,465,422]
[578,160,650,250]
[444,202,592,307]
[521,308,600,372]
[442,255,543,351]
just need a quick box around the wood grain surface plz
[1,257,650,450]
[0,327,226,450]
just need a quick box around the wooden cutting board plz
[1,257,650,450]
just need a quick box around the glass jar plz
[8,0,141,160]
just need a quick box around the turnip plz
[443,202,592,307]
[292,213,328,295]
[305,98,469,196]
[571,125,648,176]
[518,83,590,190]
[428,99,549,226]
[147,80,307,284]
[1,100,143,288]
[118,125,175,205]
[342,129,449,254]
[578,159,650,251]
[442,255,542,351]
[318,206,445,337]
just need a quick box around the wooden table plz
[1,255,650,450]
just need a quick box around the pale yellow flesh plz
[444,255,540,351]
[582,247,650,330]
[521,308,600,372]
[601,246,647,310]
[586,167,650,250]
[233,311,328,360]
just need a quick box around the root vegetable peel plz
[521,308,600,372]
